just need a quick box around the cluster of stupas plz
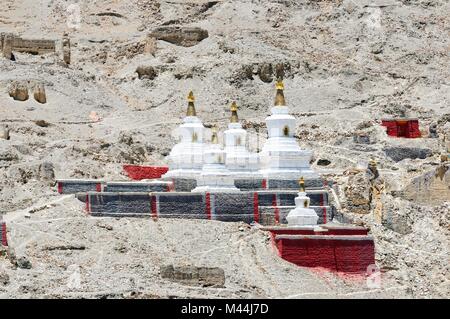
[162,80,320,226]
[163,80,318,192]
[53,80,376,272]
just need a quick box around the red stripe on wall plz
[57,182,63,194]
[272,194,280,224]
[320,193,327,224]
[253,192,259,223]
[262,179,267,189]
[151,195,158,218]
[85,194,90,214]
[1,223,7,246]
[205,193,211,220]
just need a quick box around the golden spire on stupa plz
[274,79,286,106]
[299,176,306,192]
[211,126,219,144]
[186,91,196,116]
[230,101,239,123]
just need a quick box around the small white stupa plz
[259,80,318,180]
[162,91,206,179]
[192,126,240,193]
[224,102,259,176]
[286,177,319,226]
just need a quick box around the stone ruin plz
[8,81,47,104]
[0,32,70,65]
[148,26,209,47]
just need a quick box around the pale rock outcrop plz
[33,83,46,104]
[136,66,157,80]
[0,125,10,140]
[149,26,208,47]
[8,81,29,101]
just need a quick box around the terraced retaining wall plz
[78,190,331,225]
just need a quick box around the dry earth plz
[0,0,449,298]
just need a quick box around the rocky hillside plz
[0,0,449,298]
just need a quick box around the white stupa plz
[286,177,319,226]
[259,80,318,180]
[224,102,259,176]
[192,126,240,193]
[162,91,206,179]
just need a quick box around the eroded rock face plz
[8,81,29,101]
[401,165,450,206]
[382,209,413,235]
[33,83,47,104]
[0,147,19,165]
[160,265,225,287]
[136,66,157,80]
[149,26,208,47]
[344,172,371,214]
[16,256,32,269]
[144,35,157,55]
[384,146,433,162]
[0,126,10,140]
[0,270,9,286]
[258,63,273,83]
[38,161,55,182]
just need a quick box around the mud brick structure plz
[0,33,13,59]
[381,118,421,138]
[11,37,55,55]
[0,33,55,57]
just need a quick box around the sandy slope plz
[0,0,449,298]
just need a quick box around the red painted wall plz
[381,120,421,138]
[275,236,375,274]
[123,165,169,180]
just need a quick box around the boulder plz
[144,35,157,55]
[149,26,209,47]
[0,270,9,286]
[34,120,50,127]
[258,63,273,83]
[38,161,55,182]
[8,82,29,101]
[160,265,225,287]
[384,146,433,162]
[317,159,331,166]
[353,132,371,144]
[136,66,157,80]
[33,83,47,104]
[16,256,32,269]
[382,209,413,235]
[0,125,10,140]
